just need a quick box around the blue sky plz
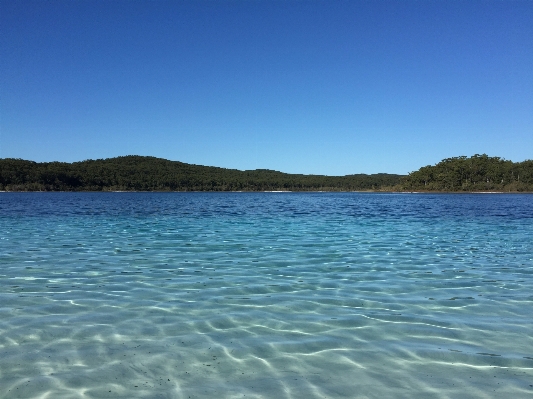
[1,0,532,175]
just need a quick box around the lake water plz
[1,192,532,398]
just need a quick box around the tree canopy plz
[0,156,401,192]
[2,154,531,192]
[400,154,533,192]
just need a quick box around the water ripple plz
[1,193,532,398]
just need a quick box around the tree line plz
[1,154,531,192]
[400,154,533,192]
[0,156,401,191]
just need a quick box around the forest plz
[400,154,533,192]
[0,156,400,192]
[1,154,532,192]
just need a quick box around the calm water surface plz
[1,192,532,398]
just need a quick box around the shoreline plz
[1,190,532,194]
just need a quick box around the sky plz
[1,0,532,175]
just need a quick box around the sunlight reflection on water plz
[1,192,532,398]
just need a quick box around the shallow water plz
[1,192,532,398]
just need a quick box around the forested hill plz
[400,154,533,192]
[0,156,401,191]
[2,154,531,192]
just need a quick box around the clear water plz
[1,192,532,399]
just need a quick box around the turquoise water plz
[1,192,532,398]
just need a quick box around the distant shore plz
[1,189,531,194]
[1,154,532,192]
